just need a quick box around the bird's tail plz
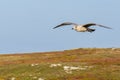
[87,29,95,32]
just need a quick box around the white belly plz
[76,27,87,32]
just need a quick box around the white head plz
[72,26,78,30]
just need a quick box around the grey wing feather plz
[83,23,112,29]
[83,23,96,28]
[53,22,78,29]
[96,24,112,29]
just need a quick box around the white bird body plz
[73,25,88,32]
[53,22,112,33]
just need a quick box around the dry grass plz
[0,48,120,80]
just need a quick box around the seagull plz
[53,22,112,32]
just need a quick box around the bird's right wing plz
[53,22,78,29]
[96,24,112,29]
[83,23,112,29]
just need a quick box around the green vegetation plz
[0,48,120,80]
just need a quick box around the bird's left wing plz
[53,22,78,29]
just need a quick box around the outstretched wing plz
[53,22,78,29]
[83,23,112,29]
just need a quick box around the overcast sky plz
[0,0,120,53]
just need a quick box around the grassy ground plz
[0,48,120,80]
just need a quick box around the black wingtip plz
[104,27,112,29]
[97,24,112,29]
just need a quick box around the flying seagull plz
[53,22,112,32]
